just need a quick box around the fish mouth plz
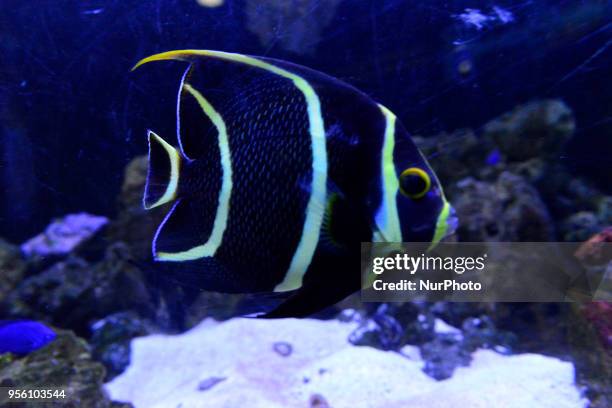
[429,201,458,250]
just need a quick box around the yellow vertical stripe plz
[155,84,232,261]
[429,200,451,250]
[373,104,402,243]
[134,50,327,291]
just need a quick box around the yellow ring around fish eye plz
[399,167,431,199]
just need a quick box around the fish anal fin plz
[320,192,346,252]
[153,198,214,261]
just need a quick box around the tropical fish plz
[132,50,457,318]
[0,320,56,355]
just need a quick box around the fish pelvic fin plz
[143,130,182,210]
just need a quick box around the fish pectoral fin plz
[319,192,347,252]
[144,130,182,210]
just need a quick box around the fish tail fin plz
[143,130,183,210]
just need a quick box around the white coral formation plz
[106,318,587,408]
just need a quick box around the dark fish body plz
[132,50,456,317]
[0,320,56,355]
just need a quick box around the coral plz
[105,318,585,407]
[21,213,108,258]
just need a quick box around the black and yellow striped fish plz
[132,50,457,318]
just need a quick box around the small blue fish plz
[0,320,56,355]
[486,148,501,166]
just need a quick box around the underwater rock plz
[451,171,554,241]
[581,302,612,350]
[416,99,575,186]
[483,299,610,408]
[419,316,515,380]
[4,244,154,335]
[461,316,516,353]
[413,129,497,185]
[90,312,155,381]
[429,302,493,328]
[4,256,90,323]
[490,304,576,357]
[0,329,131,407]
[574,228,612,301]
[0,238,26,303]
[575,226,612,266]
[448,178,500,241]
[117,156,147,210]
[420,333,471,380]
[483,99,575,161]
[348,310,404,351]
[348,303,435,350]
[561,212,604,242]
[597,197,612,225]
[183,290,247,327]
[496,171,555,240]
[245,0,342,55]
[20,212,108,258]
[106,318,586,408]
[106,155,165,260]
[569,303,612,408]
[542,176,609,220]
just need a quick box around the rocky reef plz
[0,329,131,407]
[415,99,611,244]
[0,99,609,407]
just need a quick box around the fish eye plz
[399,167,431,199]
